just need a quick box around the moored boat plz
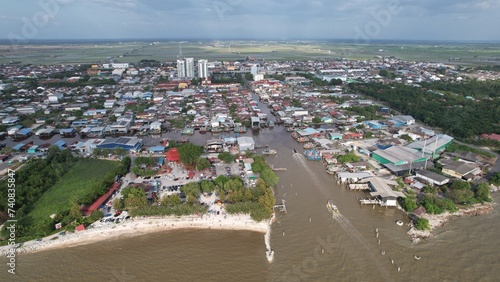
[303,142,314,149]
[262,149,277,155]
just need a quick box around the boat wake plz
[331,214,392,280]
[292,153,317,181]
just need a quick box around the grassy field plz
[0,41,499,65]
[27,159,120,222]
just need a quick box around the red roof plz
[166,148,180,162]
[80,182,120,216]
[75,224,85,232]
[481,133,500,141]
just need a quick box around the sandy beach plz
[0,213,269,256]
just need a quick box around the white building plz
[177,59,186,78]
[237,136,255,152]
[198,59,208,79]
[254,73,264,81]
[251,64,258,75]
[185,58,195,78]
[111,63,129,69]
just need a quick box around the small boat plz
[327,200,339,213]
[262,149,277,155]
[266,249,274,262]
[396,220,404,226]
[293,149,299,154]
[414,255,421,260]
[303,142,315,149]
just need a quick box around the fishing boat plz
[304,149,321,161]
[303,142,315,149]
[296,136,310,143]
[326,165,342,175]
[211,127,222,133]
[326,200,339,213]
[262,149,277,155]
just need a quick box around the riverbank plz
[407,202,495,243]
[0,213,269,256]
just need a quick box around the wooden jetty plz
[359,198,383,206]
[270,165,287,171]
[255,144,269,149]
[349,183,370,190]
[274,199,287,214]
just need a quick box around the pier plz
[359,198,384,206]
[348,183,370,190]
[270,165,287,171]
[274,199,287,214]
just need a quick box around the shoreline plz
[0,213,269,256]
[407,202,495,243]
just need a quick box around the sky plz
[1,0,500,42]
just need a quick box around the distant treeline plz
[349,80,500,139]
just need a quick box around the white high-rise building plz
[185,58,195,78]
[251,64,258,76]
[198,59,208,79]
[177,59,186,78]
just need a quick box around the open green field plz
[27,159,120,222]
[0,40,499,65]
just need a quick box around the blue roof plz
[12,143,25,151]
[157,157,164,165]
[54,140,66,148]
[17,128,32,135]
[149,146,165,152]
[59,128,75,133]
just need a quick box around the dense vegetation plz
[445,141,495,159]
[349,80,500,139]
[128,156,278,221]
[0,151,130,243]
[400,179,491,217]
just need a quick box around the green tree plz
[134,157,156,166]
[218,152,236,163]
[475,183,491,202]
[122,186,147,209]
[490,172,500,186]
[112,147,127,156]
[400,197,417,212]
[415,218,430,230]
[337,152,359,163]
[379,69,389,77]
[169,194,181,206]
[69,202,83,221]
[312,116,322,124]
[113,198,124,211]
[400,134,413,142]
[448,188,474,204]
[260,168,279,187]
[200,180,215,194]
[178,143,203,168]
[196,158,211,170]
[181,182,201,198]
[364,131,373,139]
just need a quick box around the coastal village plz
[1,54,499,254]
